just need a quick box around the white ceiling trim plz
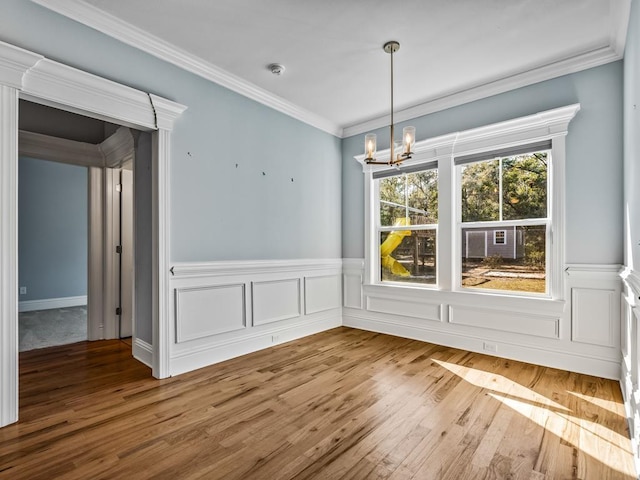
[31,0,630,140]
[343,44,622,138]
[30,0,343,137]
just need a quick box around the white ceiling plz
[33,0,629,137]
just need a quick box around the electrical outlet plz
[272,335,280,343]
[483,342,498,353]
[19,286,26,295]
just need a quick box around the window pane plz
[461,225,546,293]
[502,153,547,220]
[461,160,499,222]
[379,170,438,227]
[380,230,436,284]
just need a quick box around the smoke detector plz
[268,63,286,76]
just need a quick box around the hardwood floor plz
[0,327,635,479]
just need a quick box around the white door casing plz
[0,40,187,427]
[120,167,134,338]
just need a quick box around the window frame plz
[374,164,439,286]
[456,148,551,296]
[493,230,507,245]
[356,104,580,301]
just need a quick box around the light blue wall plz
[343,62,624,264]
[1,0,341,262]
[18,157,87,301]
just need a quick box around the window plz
[358,104,579,300]
[458,147,549,294]
[376,164,438,284]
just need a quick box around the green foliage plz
[482,254,503,268]
[379,170,438,226]
[461,160,500,222]
[461,153,547,222]
[502,153,547,220]
[523,226,546,267]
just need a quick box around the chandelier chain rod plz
[390,45,394,163]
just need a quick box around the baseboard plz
[18,295,87,312]
[133,338,153,368]
[343,310,620,380]
[169,311,341,376]
[621,385,640,480]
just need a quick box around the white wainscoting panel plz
[620,268,640,476]
[342,260,622,379]
[175,284,246,343]
[305,275,341,315]
[343,259,364,309]
[367,296,441,322]
[252,279,301,326]
[449,305,560,338]
[571,287,616,347]
[168,259,342,376]
[343,273,362,309]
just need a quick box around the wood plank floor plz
[0,327,635,479]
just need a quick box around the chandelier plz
[364,41,415,166]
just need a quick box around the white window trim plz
[355,103,580,301]
[493,230,507,245]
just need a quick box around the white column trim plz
[0,85,19,427]
[153,129,171,379]
[87,166,104,341]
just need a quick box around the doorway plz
[18,100,143,349]
[18,157,89,351]
[0,41,186,427]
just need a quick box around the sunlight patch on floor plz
[435,359,635,477]
[434,359,569,411]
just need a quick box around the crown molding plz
[0,38,187,132]
[344,0,629,138]
[343,45,620,138]
[31,0,628,140]
[0,42,42,90]
[21,57,157,130]
[610,0,633,57]
[149,94,188,131]
[30,0,342,137]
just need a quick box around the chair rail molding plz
[0,38,186,428]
